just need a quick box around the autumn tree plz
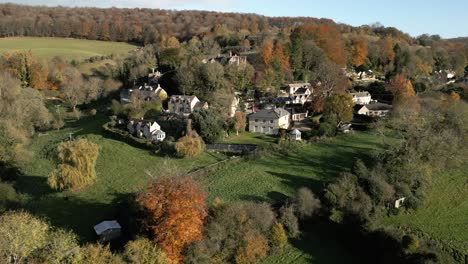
[235,229,269,264]
[270,223,288,253]
[0,73,52,168]
[175,135,205,158]
[123,238,168,264]
[294,187,321,219]
[261,39,274,66]
[292,24,346,66]
[0,211,49,264]
[350,35,368,67]
[323,93,354,126]
[273,41,291,76]
[234,111,247,135]
[80,243,124,264]
[386,74,415,102]
[137,176,207,263]
[48,139,100,192]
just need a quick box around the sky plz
[2,0,467,38]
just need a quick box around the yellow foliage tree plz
[48,139,100,192]
[175,136,204,158]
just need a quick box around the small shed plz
[290,129,302,142]
[94,220,121,242]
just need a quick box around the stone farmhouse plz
[248,108,290,135]
[168,95,208,116]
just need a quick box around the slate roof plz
[94,221,121,235]
[249,108,290,120]
[363,103,392,111]
[351,92,371,97]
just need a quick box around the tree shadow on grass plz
[16,182,131,243]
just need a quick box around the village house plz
[248,108,290,135]
[168,95,208,115]
[350,91,372,105]
[202,51,247,66]
[357,103,392,117]
[120,83,167,104]
[283,83,313,105]
[127,120,166,142]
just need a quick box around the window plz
[270,120,273,124]
[255,119,258,122]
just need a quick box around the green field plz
[17,113,227,241]
[376,166,468,254]
[0,37,137,61]
[205,132,384,203]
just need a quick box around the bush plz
[270,223,288,253]
[279,205,300,238]
[0,182,19,212]
[89,109,97,116]
[294,187,321,219]
[175,136,204,158]
[123,238,168,264]
[402,234,420,252]
[318,121,336,137]
[234,229,269,264]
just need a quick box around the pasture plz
[376,166,468,255]
[0,37,137,61]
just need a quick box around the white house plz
[357,103,392,117]
[350,92,372,105]
[128,120,166,141]
[284,83,313,105]
[168,95,208,115]
[248,108,290,135]
[120,83,167,104]
[94,220,121,242]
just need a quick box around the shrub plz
[270,223,288,253]
[0,182,19,212]
[294,187,321,219]
[89,109,97,116]
[123,238,168,264]
[318,121,336,137]
[234,229,269,264]
[278,205,300,238]
[175,136,204,158]
[402,234,420,252]
[48,139,100,191]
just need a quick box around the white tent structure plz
[94,220,121,242]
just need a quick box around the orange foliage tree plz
[292,24,346,66]
[387,74,415,102]
[273,41,291,74]
[137,176,207,264]
[350,35,368,67]
[379,36,395,64]
[261,39,274,66]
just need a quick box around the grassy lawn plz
[16,113,226,242]
[375,165,468,254]
[204,132,384,203]
[0,37,137,61]
[203,132,385,264]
